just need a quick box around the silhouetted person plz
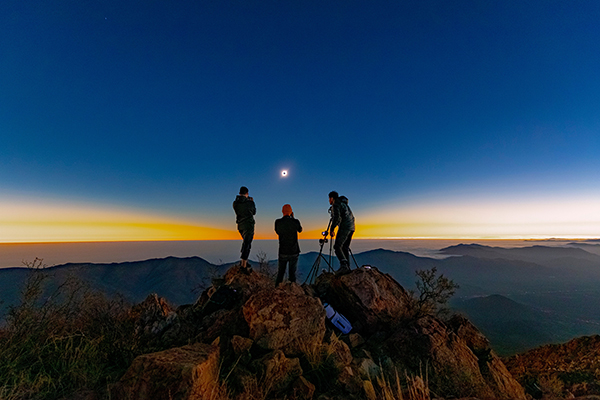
[275,204,302,285]
[233,186,255,272]
[329,191,355,273]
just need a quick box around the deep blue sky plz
[1,1,600,240]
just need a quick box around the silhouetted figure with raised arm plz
[328,191,355,273]
[233,186,255,273]
[275,204,303,285]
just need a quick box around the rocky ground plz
[110,265,530,400]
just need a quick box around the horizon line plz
[0,237,598,245]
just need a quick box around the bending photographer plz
[328,191,355,273]
[233,186,255,272]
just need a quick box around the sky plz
[1,1,600,242]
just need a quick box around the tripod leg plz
[349,248,359,269]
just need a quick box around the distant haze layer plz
[0,239,588,269]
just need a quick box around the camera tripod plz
[304,215,360,284]
[304,218,334,284]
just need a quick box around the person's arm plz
[296,219,303,233]
[330,204,340,235]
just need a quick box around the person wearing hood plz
[328,191,355,273]
[233,186,256,271]
[275,204,302,285]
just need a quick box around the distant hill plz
[568,242,600,256]
[0,257,228,318]
[452,294,600,356]
[440,243,600,265]
[346,248,574,295]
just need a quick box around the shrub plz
[407,267,459,320]
[0,259,138,400]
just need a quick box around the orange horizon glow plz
[2,194,600,243]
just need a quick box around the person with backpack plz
[274,204,302,285]
[233,186,255,272]
[328,191,355,273]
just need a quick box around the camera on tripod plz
[319,230,328,245]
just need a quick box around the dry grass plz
[0,259,138,400]
[374,367,431,400]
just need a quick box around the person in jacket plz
[275,204,303,285]
[233,186,256,271]
[328,191,355,273]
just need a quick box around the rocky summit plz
[111,264,527,400]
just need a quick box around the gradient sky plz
[1,1,600,242]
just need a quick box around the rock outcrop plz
[113,264,526,400]
[111,342,222,400]
[243,282,326,355]
[315,267,412,334]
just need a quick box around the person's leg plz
[275,257,287,286]
[288,255,298,283]
[341,231,354,269]
[240,226,254,264]
[334,230,351,270]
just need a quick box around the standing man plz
[328,191,355,273]
[233,186,255,272]
[274,204,303,285]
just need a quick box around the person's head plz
[239,186,249,197]
[328,191,339,205]
[282,204,293,216]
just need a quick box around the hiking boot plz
[335,265,351,276]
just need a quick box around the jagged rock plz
[231,335,253,355]
[314,266,411,334]
[356,357,379,380]
[337,366,363,396]
[291,376,316,400]
[223,264,275,303]
[243,282,326,355]
[201,308,249,343]
[384,316,526,400]
[251,350,303,394]
[347,333,365,348]
[131,293,177,337]
[448,315,527,400]
[111,342,222,400]
[327,337,353,371]
[447,314,491,352]
[114,263,527,400]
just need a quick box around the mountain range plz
[2,244,600,355]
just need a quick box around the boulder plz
[315,266,411,335]
[347,333,365,348]
[223,264,275,303]
[131,293,177,337]
[231,335,253,356]
[291,376,316,400]
[111,342,222,400]
[161,266,267,346]
[251,350,303,394]
[448,315,527,400]
[327,337,353,371]
[383,316,526,400]
[243,282,326,355]
[337,366,363,396]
